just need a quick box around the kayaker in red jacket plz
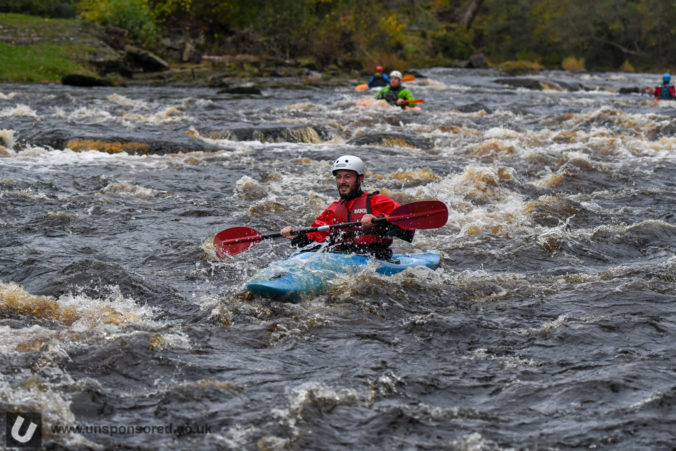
[280,155,414,260]
[654,73,675,100]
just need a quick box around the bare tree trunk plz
[462,0,484,30]
[593,37,647,57]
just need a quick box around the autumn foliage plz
[5,0,675,72]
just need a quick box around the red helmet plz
[375,66,384,73]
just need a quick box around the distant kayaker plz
[653,73,675,100]
[368,66,390,88]
[280,155,414,260]
[375,71,418,109]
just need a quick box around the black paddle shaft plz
[260,218,385,240]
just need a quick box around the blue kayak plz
[246,251,441,300]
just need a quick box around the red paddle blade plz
[214,226,262,257]
[387,200,448,230]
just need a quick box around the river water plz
[1,68,674,449]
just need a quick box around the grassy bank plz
[0,42,93,82]
[0,13,95,82]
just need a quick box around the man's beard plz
[339,183,363,200]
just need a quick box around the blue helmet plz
[664,73,671,83]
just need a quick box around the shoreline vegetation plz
[0,0,674,87]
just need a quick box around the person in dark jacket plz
[368,65,390,88]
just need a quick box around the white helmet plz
[389,70,402,79]
[331,155,365,176]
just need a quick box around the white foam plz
[484,127,522,139]
[65,106,114,123]
[0,91,21,100]
[0,325,55,353]
[121,106,194,126]
[0,128,16,149]
[101,181,165,199]
[407,168,528,237]
[106,93,149,109]
[472,348,542,368]
[515,314,571,337]
[0,104,38,118]
[630,390,665,409]
[0,187,49,200]
[446,432,509,451]
[271,381,361,441]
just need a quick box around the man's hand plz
[361,214,377,228]
[280,226,294,239]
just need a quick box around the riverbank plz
[0,13,379,88]
[0,13,99,82]
[1,12,667,92]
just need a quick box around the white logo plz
[353,209,368,214]
[10,415,38,444]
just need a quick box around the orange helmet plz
[375,66,384,73]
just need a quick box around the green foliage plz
[7,0,674,76]
[472,0,539,62]
[467,0,676,70]
[79,0,159,47]
[148,0,191,22]
[0,42,93,82]
[540,52,563,68]
[430,26,474,60]
[110,0,674,71]
[0,0,78,18]
[0,12,79,33]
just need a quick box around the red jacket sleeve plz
[368,193,401,216]
[670,86,676,98]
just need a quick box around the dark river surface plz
[1,68,674,449]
